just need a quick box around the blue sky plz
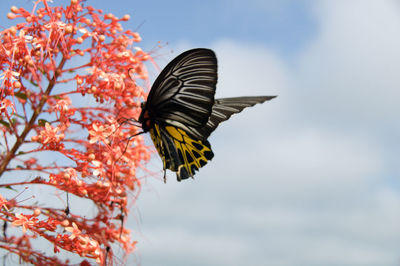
[91,0,316,55]
[1,0,400,265]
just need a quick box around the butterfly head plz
[138,101,152,132]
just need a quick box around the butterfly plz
[137,48,276,181]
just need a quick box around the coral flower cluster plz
[0,0,152,264]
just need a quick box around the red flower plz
[65,222,81,240]
[12,213,34,233]
[0,194,9,211]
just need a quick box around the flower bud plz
[61,220,69,227]
[122,15,130,21]
[33,208,41,216]
[10,6,19,13]
[7,13,16,19]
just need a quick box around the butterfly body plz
[137,48,276,181]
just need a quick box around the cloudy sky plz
[2,0,400,265]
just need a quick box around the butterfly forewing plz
[147,49,218,128]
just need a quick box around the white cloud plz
[296,0,400,129]
[130,1,400,265]
[210,128,383,205]
[213,40,288,97]
[136,227,250,266]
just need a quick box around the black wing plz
[179,96,277,140]
[146,48,218,128]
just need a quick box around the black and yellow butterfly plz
[138,48,276,181]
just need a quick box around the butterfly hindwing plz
[149,124,171,171]
[149,123,214,181]
[203,96,277,138]
[177,96,277,140]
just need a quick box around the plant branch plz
[0,57,67,178]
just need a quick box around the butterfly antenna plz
[117,116,142,128]
[115,106,141,127]
[110,117,142,144]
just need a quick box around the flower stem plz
[0,57,67,178]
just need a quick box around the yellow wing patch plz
[165,125,214,179]
[149,124,214,181]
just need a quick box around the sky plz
[1,0,400,265]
